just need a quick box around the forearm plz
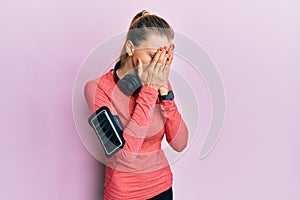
[160,98,188,152]
[115,86,159,161]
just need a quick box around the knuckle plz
[152,57,159,63]
[158,57,164,64]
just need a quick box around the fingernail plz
[163,46,167,50]
[137,58,139,64]
[167,57,169,61]
[166,50,168,54]
[159,47,163,51]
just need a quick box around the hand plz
[159,44,175,91]
[137,45,174,91]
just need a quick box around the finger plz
[157,46,171,73]
[163,46,172,66]
[137,58,143,78]
[147,61,155,75]
[150,47,163,66]
[147,47,163,74]
[163,54,173,74]
[157,48,167,66]
[166,43,174,59]
[156,58,165,75]
[153,59,161,76]
[168,44,174,58]
[162,62,170,75]
[165,44,174,66]
[153,49,165,74]
[170,43,175,51]
[162,57,173,73]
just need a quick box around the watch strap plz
[159,90,174,101]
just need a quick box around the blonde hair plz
[119,10,174,65]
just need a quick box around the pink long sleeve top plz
[84,66,188,200]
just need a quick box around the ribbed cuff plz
[159,100,177,119]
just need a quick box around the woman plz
[84,10,188,200]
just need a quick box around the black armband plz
[88,106,125,157]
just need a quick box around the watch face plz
[160,90,174,101]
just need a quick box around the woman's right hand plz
[136,47,170,91]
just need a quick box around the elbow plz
[170,137,188,152]
[178,138,188,152]
[114,148,139,163]
[169,131,188,152]
[115,131,145,163]
[169,124,189,152]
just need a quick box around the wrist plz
[159,86,169,95]
[159,90,174,101]
[144,83,159,91]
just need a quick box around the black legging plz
[147,187,173,200]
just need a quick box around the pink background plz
[1,0,299,199]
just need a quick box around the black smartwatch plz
[159,90,174,101]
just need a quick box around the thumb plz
[137,58,143,78]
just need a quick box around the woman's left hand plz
[158,44,175,94]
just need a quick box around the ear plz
[125,40,135,56]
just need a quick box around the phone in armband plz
[88,106,125,157]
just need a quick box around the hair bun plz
[142,10,150,16]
